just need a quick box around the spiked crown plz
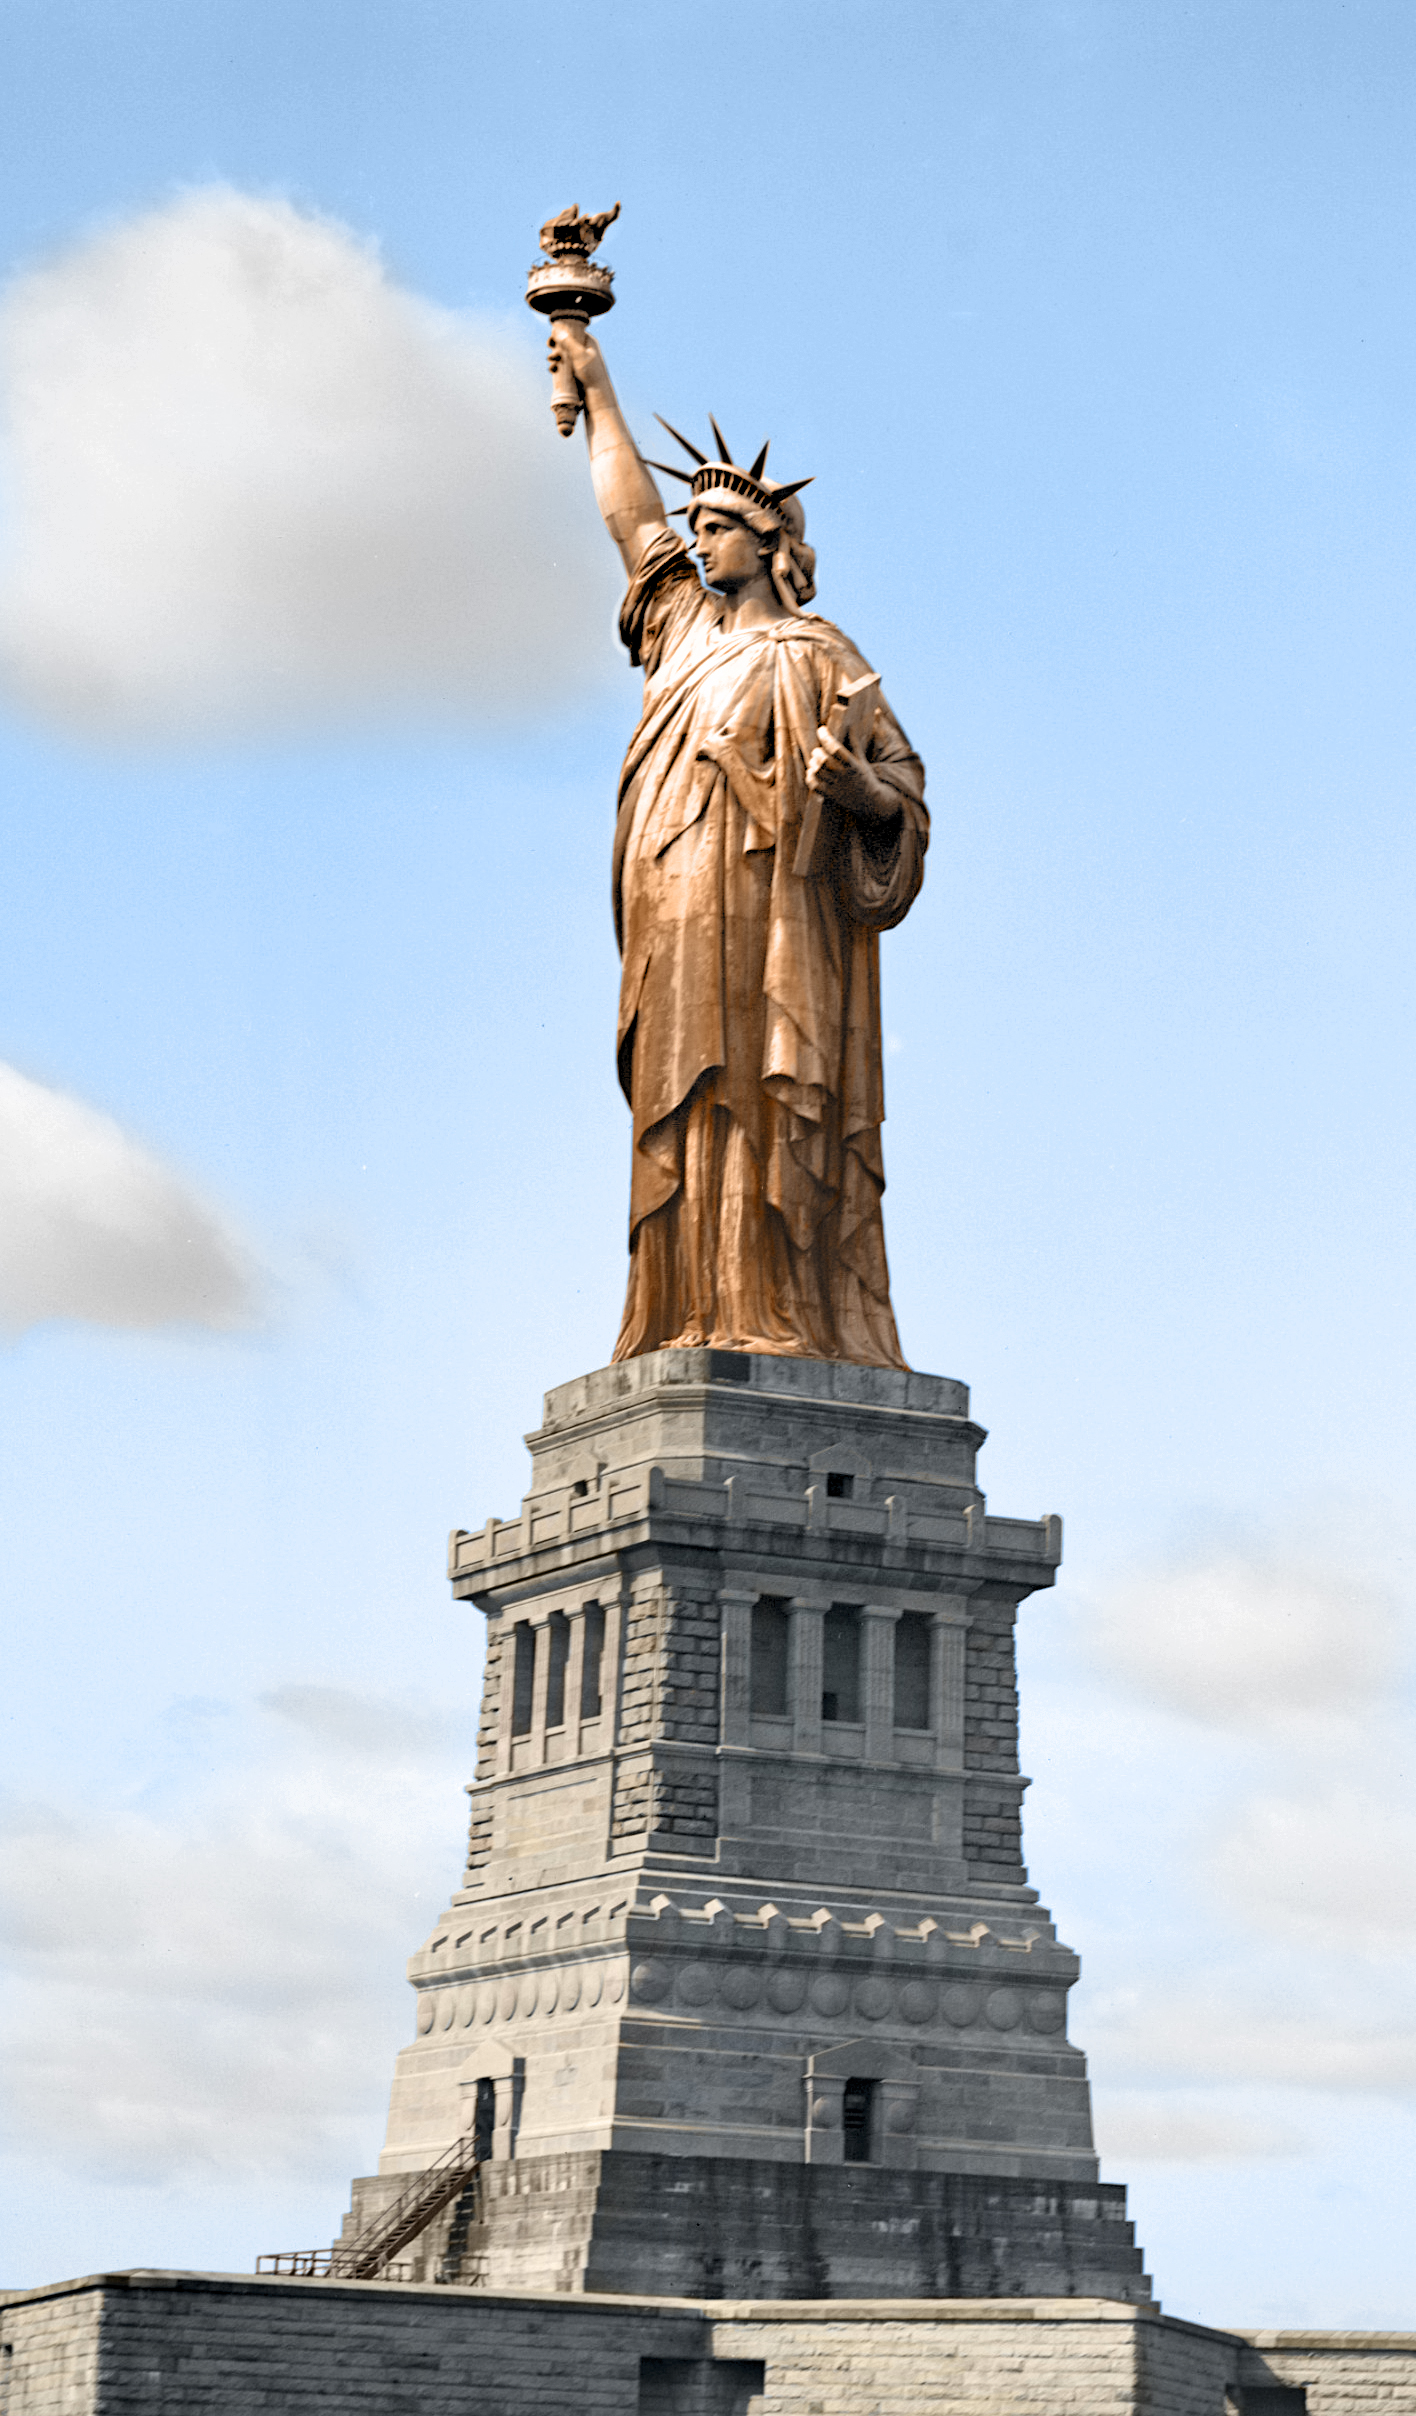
[646,416,813,529]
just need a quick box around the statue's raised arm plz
[524,200,666,576]
[527,206,929,1370]
[545,320,668,578]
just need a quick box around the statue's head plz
[647,417,818,610]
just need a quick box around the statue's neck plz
[712,576,790,634]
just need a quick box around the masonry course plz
[6,2276,1416,2416]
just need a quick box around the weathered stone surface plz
[457,2154,1149,2301]
[6,2272,1416,2416]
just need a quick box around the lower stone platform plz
[5,2269,1416,2414]
[347,2151,1150,2301]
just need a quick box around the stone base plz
[348,2151,1150,2302]
[6,2269,1416,2415]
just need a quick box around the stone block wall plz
[649,1763,720,1847]
[0,2273,655,2415]
[465,1798,495,1878]
[657,1581,722,1747]
[432,2154,1148,2301]
[713,2304,1147,2413]
[620,1586,664,1750]
[963,1603,1027,1884]
[475,1628,504,1783]
[7,2274,1416,2416]
[0,2277,102,2413]
[612,1758,654,1850]
[1236,2335,1416,2413]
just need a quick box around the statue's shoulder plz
[779,613,875,675]
[619,529,704,668]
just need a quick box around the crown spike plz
[768,477,814,504]
[748,439,771,480]
[654,414,709,466]
[644,458,696,486]
[709,416,736,465]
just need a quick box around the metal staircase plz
[258,2134,482,2283]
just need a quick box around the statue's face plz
[692,510,767,594]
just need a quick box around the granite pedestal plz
[343,1349,1146,2301]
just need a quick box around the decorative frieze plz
[410,1955,1069,2042]
[407,1887,1075,2047]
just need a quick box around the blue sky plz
[1,0,1413,2328]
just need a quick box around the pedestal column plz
[790,1600,825,1757]
[862,1606,903,1762]
[719,1586,755,1748]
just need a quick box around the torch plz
[525,203,620,437]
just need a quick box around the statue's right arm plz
[547,324,668,577]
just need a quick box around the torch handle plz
[548,310,589,438]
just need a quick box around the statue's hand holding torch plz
[526,203,620,437]
[544,320,601,430]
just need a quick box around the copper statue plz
[529,210,928,1369]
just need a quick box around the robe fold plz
[611,530,928,1369]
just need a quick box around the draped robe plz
[611,530,928,1369]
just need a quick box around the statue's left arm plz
[806,716,912,827]
[823,689,929,933]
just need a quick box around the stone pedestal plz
[344,1349,1147,2301]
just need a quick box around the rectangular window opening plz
[842,2076,877,2163]
[545,1609,570,1730]
[825,1469,854,1499]
[894,1610,932,1730]
[511,1621,536,1736]
[822,1604,861,1722]
[750,1598,790,1717]
[580,1601,605,1720]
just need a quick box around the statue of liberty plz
[546,314,929,1371]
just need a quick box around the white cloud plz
[1044,1518,1416,2180]
[0,1058,263,1332]
[1205,1773,1416,1954]
[0,1687,468,2185]
[1087,1983,1416,2098]
[1070,1526,1416,1953]
[0,187,618,740]
[1081,1535,1403,1729]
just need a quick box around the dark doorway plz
[638,2357,765,2414]
[471,2076,495,2162]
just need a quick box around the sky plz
[0,0,1413,2332]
